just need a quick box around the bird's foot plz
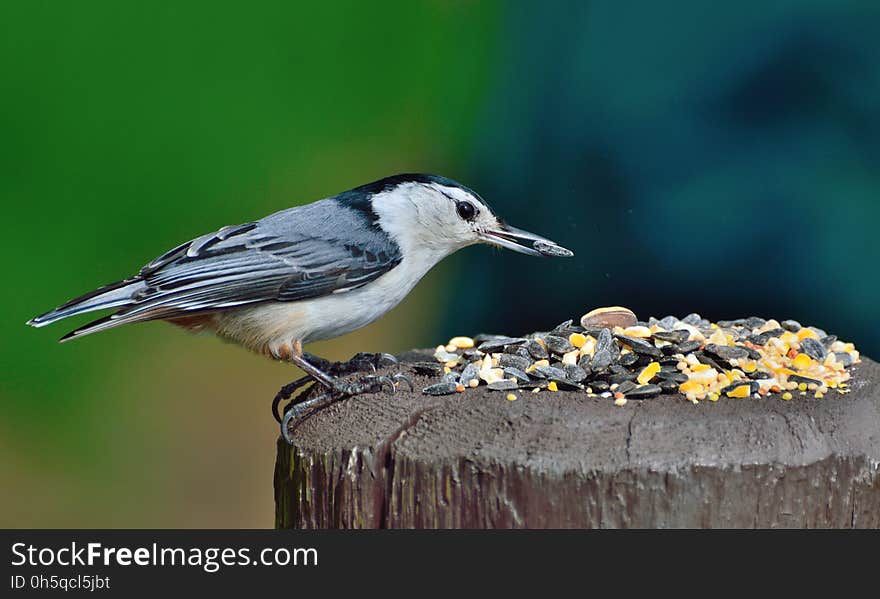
[280,372,414,444]
[309,352,399,377]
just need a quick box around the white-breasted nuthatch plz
[29,174,573,430]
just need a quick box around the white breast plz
[211,248,445,356]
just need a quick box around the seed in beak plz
[533,240,573,257]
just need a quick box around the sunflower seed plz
[535,365,568,380]
[422,381,460,395]
[477,336,526,352]
[652,330,689,344]
[614,334,662,357]
[677,340,701,354]
[503,367,532,383]
[705,344,749,361]
[544,335,575,355]
[497,354,532,370]
[615,380,638,395]
[526,339,549,360]
[488,379,519,391]
[800,337,827,361]
[563,364,588,383]
[459,362,481,387]
[625,384,663,399]
[411,362,443,375]
[580,306,638,329]
[781,320,802,332]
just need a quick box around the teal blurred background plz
[2,1,878,527]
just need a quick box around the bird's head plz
[358,174,574,259]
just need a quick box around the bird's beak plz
[479,223,574,257]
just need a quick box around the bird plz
[28,174,573,435]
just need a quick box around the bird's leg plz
[275,340,412,441]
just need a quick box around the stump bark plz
[275,355,880,528]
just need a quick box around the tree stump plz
[275,355,880,528]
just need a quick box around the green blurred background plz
[2,1,878,527]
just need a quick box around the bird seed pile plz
[417,307,861,406]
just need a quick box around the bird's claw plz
[392,372,414,391]
[332,374,396,397]
[277,352,409,444]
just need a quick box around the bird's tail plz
[27,277,147,341]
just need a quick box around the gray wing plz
[117,198,402,321]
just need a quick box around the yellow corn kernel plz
[797,328,819,340]
[569,333,587,348]
[691,363,711,372]
[726,385,750,398]
[506,393,517,401]
[792,353,813,370]
[780,331,799,345]
[781,392,793,400]
[443,366,451,374]
[547,381,558,392]
[708,392,720,402]
[637,361,661,385]
[679,379,701,393]
[739,360,757,373]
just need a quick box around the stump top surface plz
[285,356,880,473]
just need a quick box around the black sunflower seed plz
[488,379,519,391]
[497,354,532,371]
[615,380,637,395]
[652,330,689,344]
[625,384,663,399]
[422,381,460,395]
[563,364,588,383]
[799,337,827,361]
[780,320,801,332]
[614,334,662,357]
[705,344,749,361]
[677,340,702,354]
[544,335,575,355]
[477,336,526,352]
[747,370,772,380]
[526,339,549,360]
[411,362,443,375]
[503,367,531,383]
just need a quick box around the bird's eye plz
[456,201,478,221]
